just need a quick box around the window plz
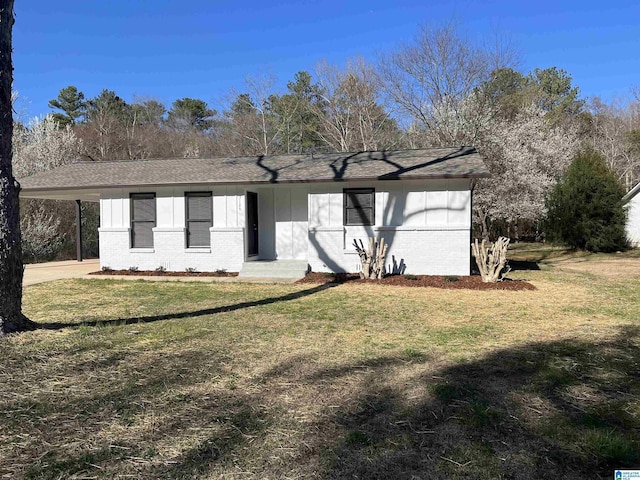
[186,192,212,247]
[344,188,375,226]
[130,193,156,248]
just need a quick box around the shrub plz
[128,266,139,272]
[185,267,198,274]
[545,148,627,252]
[155,265,166,273]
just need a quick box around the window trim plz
[130,192,156,249]
[185,191,213,248]
[343,188,375,226]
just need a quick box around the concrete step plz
[239,260,309,279]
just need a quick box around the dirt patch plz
[90,269,238,277]
[297,272,535,291]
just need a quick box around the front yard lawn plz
[1,247,639,479]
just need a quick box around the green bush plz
[545,148,627,252]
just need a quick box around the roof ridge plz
[68,146,477,165]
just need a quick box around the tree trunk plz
[471,237,511,283]
[0,1,37,336]
[353,237,388,279]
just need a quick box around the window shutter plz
[346,191,373,209]
[187,221,210,247]
[132,222,154,248]
[132,195,155,221]
[186,192,212,247]
[187,194,211,221]
[131,194,156,248]
[346,207,373,225]
[344,188,374,226]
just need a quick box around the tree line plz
[14,23,640,260]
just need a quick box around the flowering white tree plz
[13,115,82,177]
[13,115,83,260]
[474,105,579,239]
[420,91,495,147]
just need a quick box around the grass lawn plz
[1,245,640,479]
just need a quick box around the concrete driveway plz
[23,259,100,286]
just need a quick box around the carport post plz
[75,199,83,262]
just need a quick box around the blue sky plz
[13,0,640,119]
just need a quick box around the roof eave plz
[20,172,491,197]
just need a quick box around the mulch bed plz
[90,270,238,277]
[297,272,535,291]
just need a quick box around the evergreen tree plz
[86,89,128,124]
[530,67,584,123]
[481,68,529,119]
[166,98,214,132]
[285,71,325,152]
[48,85,86,127]
[545,148,627,252]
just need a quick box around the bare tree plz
[79,89,128,160]
[379,23,517,146]
[246,74,282,155]
[122,100,155,160]
[312,57,396,152]
[0,1,36,334]
[220,75,283,156]
[588,97,640,190]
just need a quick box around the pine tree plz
[545,148,628,252]
[48,85,86,127]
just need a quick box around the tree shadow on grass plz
[317,326,640,479]
[14,346,274,479]
[39,282,338,331]
[8,314,640,478]
[508,259,541,271]
[22,392,273,480]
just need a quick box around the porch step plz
[239,260,309,279]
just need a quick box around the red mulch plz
[89,270,238,277]
[296,272,535,291]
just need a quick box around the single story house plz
[624,182,640,247]
[19,147,490,277]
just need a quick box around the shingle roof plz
[19,147,489,193]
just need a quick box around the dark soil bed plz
[90,270,238,277]
[297,272,535,290]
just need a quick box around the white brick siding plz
[308,226,470,275]
[99,227,244,272]
[98,178,474,275]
